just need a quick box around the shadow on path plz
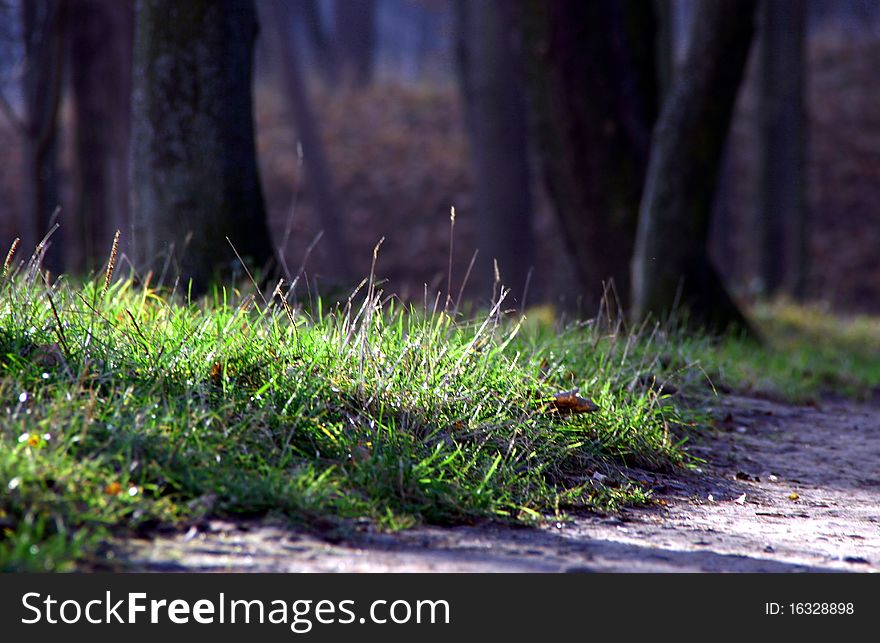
[117,395,880,573]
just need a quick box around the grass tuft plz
[1,256,878,570]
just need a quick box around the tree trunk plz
[68,0,134,274]
[520,0,658,309]
[631,0,756,333]
[269,0,352,281]
[22,0,64,273]
[455,0,533,305]
[333,0,376,86]
[755,0,806,299]
[130,0,275,291]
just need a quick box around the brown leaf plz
[548,390,599,414]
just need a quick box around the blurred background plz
[0,0,878,317]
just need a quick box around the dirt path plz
[119,395,880,572]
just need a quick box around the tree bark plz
[22,0,64,273]
[68,0,134,274]
[520,0,658,309]
[130,0,275,291]
[631,0,756,333]
[755,0,806,298]
[455,0,533,305]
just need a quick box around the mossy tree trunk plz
[631,0,756,333]
[130,0,274,290]
[455,0,533,305]
[520,0,658,310]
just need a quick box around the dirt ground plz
[118,394,880,572]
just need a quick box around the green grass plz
[0,261,688,571]
[1,252,878,571]
[666,301,880,402]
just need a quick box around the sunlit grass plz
[2,242,878,571]
[0,253,689,571]
[669,300,880,402]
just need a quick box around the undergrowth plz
[0,242,689,571]
[2,240,877,571]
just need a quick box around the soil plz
[117,394,880,572]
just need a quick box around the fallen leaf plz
[548,389,599,414]
[105,482,122,496]
[788,492,799,501]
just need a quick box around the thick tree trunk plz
[631,0,756,333]
[68,0,134,274]
[22,0,64,272]
[755,0,806,298]
[130,0,275,290]
[455,0,533,305]
[333,0,376,86]
[521,0,658,309]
